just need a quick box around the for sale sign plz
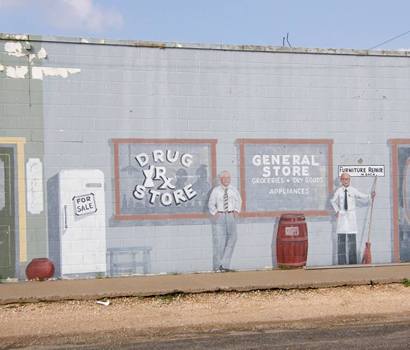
[73,193,97,216]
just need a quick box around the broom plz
[361,176,377,264]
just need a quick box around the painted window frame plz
[112,138,217,221]
[236,138,334,218]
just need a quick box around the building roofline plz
[1,32,410,58]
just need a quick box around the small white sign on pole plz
[338,165,385,177]
[26,158,44,214]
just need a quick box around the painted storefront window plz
[237,139,333,217]
[113,139,217,220]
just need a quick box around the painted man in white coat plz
[330,173,376,265]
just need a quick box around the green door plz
[0,147,15,279]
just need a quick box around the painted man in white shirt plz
[208,170,242,272]
[330,172,376,265]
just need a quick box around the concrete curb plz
[0,265,409,305]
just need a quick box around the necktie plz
[344,189,348,210]
[223,188,229,211]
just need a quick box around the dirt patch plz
[1,284,410,349]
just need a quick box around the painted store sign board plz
[338,165,385,177]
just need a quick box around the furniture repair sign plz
[338,165,385,177]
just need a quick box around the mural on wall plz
[4,35,410,281]
[113,139,217,220]
[0,134,402,280]
[237,139,333,216]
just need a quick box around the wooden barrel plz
[276,213,308,268]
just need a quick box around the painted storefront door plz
[397,145,410,261]
[0,147,15,279]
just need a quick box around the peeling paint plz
[28,54,36,63]
[5,42,47,62]
[28,48,48,64]
[2,65,80,79]
[5,42,25,57]
[14,35,29,40]
[31,67,81,80]
[6,66,28,79]
[37,48,47,59]
[0,34,29,41]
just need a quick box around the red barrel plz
[26,258,55,281]
[276,213,308,268]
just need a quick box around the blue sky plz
[0,0,409,50]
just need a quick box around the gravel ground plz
[1,283,410,349]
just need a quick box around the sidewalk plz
[1,264,409,305]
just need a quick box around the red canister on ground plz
[26,258,55,281]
